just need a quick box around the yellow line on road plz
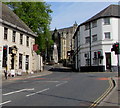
[89,77,114,108]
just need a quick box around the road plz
[2,65,117,107]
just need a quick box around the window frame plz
[104,18,110,25]
[4,27,8,40]
[92,34,97,42]
[104,32,111,39]
[85,23,90,30]
[20,34,23,45]
[12,31,16,42]
[26,36,29,47]
[92,20,97,28]
[85,36,90,43]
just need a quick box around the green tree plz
[5,2,53,54]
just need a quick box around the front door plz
[105,53,111,70]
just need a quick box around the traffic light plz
[3,45,8,67]
[98,51,103,59]
[111,43,120,54]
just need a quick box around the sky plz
[47,2,119,30]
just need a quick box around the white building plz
[0,3,43,76]
[73,5,120,72]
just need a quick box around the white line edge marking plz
[3,88,35,96]
[56,81,68,87]
[26,88,50,97]
[0,100,11,105]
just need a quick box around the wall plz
[75,17,119,72]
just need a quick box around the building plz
[73,5,120,72]
[0,3,43,76]
[51,22,77,64]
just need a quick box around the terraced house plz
[73,5,120,72]
[0,3,43,76]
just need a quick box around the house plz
[73,5,120,72]
[0,3,43,76]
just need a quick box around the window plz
[4,27,8,40]
[26,36,29,47]
[104,18,110,25]
[12,31,16,42]
[85,37,90,43]
[85,23,90,30]
[92,20,97,28]
[19,54,22,69]
[105,32,111,39]
[92,34,97,42]
[20,34,23,45]
[26,55,29,70]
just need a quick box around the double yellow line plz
[89,77,114,108]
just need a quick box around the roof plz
[73,4,120,39]
[1,3,37,37]
[80,4,120,26]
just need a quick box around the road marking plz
[3,88,35,96]
[0,100,11,105]
[56,81,68,87]
[27,72,52,79]
[26,88,50,97]
[89,77,114,108]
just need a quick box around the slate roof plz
[1,3,37,37]
[73,4,120,39]
[80,4,120,26]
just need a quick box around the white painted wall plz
[74,17,119,71]
[0,23,43,74]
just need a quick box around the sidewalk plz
[98,77,120,107]
[2,70,52,83]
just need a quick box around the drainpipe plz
[77,33,79,71]
[89,22,92,68]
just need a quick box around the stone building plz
[0,3,43,76]
[51,22,77,64]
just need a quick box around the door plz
[11,54,15,69]
[105,53,111,70]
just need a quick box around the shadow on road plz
[48,67,73,73]
[38,92,93,106]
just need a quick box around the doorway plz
[11,54,15,69]
[105,53,111,71]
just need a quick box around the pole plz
[117,54,120,77]
[89,23,92,67]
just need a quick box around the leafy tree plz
[5,2,53,54]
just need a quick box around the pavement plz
[1,68,120,107]
[98,76,120,107]
[2,70,52,83]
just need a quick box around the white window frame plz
[104,32,111,39]
[104,18,110,25]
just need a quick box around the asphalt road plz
[2,66,117,107]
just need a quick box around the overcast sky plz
[47,2,118,30]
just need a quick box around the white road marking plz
[56,81,68,87]
[26,88,50,97]
[3,88,35,96]
[0,100,11,105]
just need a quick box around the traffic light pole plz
[117,54,120,77]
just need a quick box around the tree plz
[5,2,53,54]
